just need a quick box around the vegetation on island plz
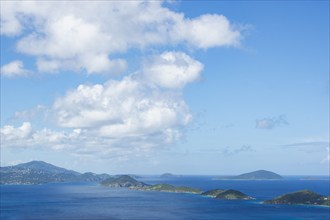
[201,189,225,197]
[215,189,255,200]
[202,189,254,200]
[264,190,330,206]
[142,184,202,194]
[0,161,111,184]
[100,175,148,188]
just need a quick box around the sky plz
[0,1,329,175]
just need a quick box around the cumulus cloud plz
[1,122,32,141]
[53,78,191,143]
[53,76,191,134]
[172,14,241,48]
[1,1,245,161]
[1,1,241,74]
[1,122,84,150]
[255,115,288,129]
[1,60,31,77]
[0,121,179,160]
[1,51,203,158]
[144,51,203,89]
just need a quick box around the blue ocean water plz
[1,176,329,220]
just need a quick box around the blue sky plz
[1,1,329,175]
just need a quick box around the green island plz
[264,190,330,206]
[202,189,255,200]
[0,161,111,184]
[141,184,202,194]
[201,189,225,197]
[100,175,148,188]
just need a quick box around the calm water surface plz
[1,176,329,220]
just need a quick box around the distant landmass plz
[142,184,202,194]
[202,189,254,200]
[101,175,148,188]
[264,190,330,206]
[201,189,225,197]
[215,189,255,200]
[0,161,111,184]
[103,176,253,199]
[160,173,180,178]
[2,161,328,206]
[216,170,283,180]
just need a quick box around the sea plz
[1,176,329,220]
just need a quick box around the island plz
[201,189,225,197]
[142,184,202,194]
[202,189,254,200]
[100,175,148,188]
[264,190,330,206]
[160,173,180,178]
[215,170,283,180]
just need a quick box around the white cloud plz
[256,115,288,129]
[1,51,201,157]
[0,1,244,161]
[1,1,242,74]
[172,14,241,48]
[53,76,191,138]
[1,52,202,157]
[1,122,32,141]
[144,51,203,89]
[1,60,30,77]
[0,121,181,160]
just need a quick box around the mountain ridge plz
[0,161,111,184]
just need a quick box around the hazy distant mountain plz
[160,173,181,178]
[216,170,283,180]
[15,161,80,175]
[0,161,110,184]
